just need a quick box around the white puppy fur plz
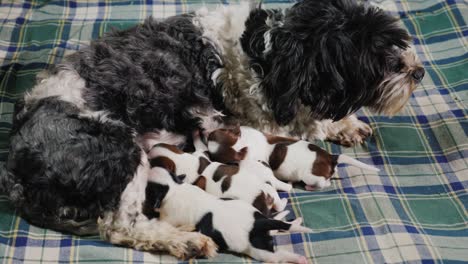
[208,126,379,190]
[147,167,310,264]
[147,135,292,216]
[98,152,217,259]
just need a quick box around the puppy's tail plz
[335,155,380,172]
[0,163,25,207]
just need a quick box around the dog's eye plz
[391,59,404,72]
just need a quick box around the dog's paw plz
[327,116,372,147]
[168,231,218,259]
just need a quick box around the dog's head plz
[241,0,424,125]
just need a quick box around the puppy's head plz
[148,167,185,187]
[144,167,186,218]
[241,0,424,125]
[207,125,248,163]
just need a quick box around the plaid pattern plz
[0,0,467,263]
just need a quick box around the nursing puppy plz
[148,142,291,216]
[208,126,379,190]
[146,167,310,264]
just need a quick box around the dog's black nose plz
[411,67,425,82]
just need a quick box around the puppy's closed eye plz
[171,173,186,184]
[258,160,271,168]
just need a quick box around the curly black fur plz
[5,97,141,234]
[241,0,411,124]
[68,15,223,135]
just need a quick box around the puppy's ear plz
[235,147,248,160]
[261,31,308,125]
[193,176,207,190]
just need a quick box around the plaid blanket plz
[0,0,467,263]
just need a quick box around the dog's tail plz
[335,155,380,172]
[0,163,25,207]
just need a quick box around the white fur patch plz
[137,130,186,152]
[263,30,272,55]
[207,141,221,154]
[25,65,86,109]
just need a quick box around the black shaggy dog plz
[1,0,424,260]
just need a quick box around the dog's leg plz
[98,152,217,259]
[263,184,288,212]
[319,114,373,147]
[302,175,331,191]
[99,214,217,259]
[269,178,293,192]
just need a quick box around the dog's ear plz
[262,30,310,125]
[364,7,411,52]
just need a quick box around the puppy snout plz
[411,67,425,82]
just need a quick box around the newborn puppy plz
[208,126,379,190]
[146,167,310,264]
[148,143,292,216]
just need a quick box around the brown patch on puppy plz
[212,164,239,182]
[208,127,240,147]
[210,146,248,164]
[149,156,176,174]
[264,134,299,145]
[153,143,184,154]
[268,143,289,170]
[198,157,211,174]
[252,192,275,216]
[193,176,207,190]
[308,144,337,178]
[208,126,248,163]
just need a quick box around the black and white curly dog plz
[1,0,424,259]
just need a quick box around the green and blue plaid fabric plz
[0,0,467,263]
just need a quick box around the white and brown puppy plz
[208,126,379,190]
[148,143,291,216]
[145,167,310,264]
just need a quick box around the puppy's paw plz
[167,231,218,259]
[327,116,372,147]
[274,198,288,212]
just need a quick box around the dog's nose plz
[411,67,425,82]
